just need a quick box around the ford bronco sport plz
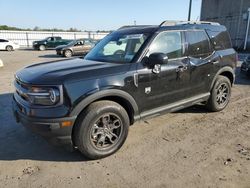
[13,21,237,159]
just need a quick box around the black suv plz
[13,21,237,159]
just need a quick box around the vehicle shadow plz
[0,93,87,162]
[173,104,208,114]
[38,54,64,58]
[19,48,36,51]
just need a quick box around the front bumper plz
[56,49,63,55]
[32,44,41,50]
[12,97,77,148]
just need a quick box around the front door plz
[47,37,55,48]
[73,40,85,55]
[136,31,192,113]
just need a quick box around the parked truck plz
[32,36,73,51]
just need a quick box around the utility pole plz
[188,0,192,21]
[244,8,250,50]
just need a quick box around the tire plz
[39,45,46,51]
[64,50,72,58]
[206,75,231,112]
[74,100,129,159]
[6,45,13,51]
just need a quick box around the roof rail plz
[118,25,153,30]
[159,20,220,27]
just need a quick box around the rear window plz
[206,30,232,50]
[185,30,212,58]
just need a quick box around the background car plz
[0,39,20,51]
[32,36,73,51]
[55,38,98,57]
[241,55,250,76]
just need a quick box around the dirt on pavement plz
[0,49,250,188]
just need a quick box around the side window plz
[148,31,183,59]
[185,30,211,58]
[0,39,8,42]
[206,30,232,50]
[75,40,84,46]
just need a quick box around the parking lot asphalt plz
[0,49,250,188]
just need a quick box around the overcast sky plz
[0,0,202,30]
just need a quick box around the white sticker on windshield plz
[126,34,143,39]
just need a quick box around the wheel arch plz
[5,45,13,51]
[70,89,140,126]
[210,66,235,90]
[63,49,73,56]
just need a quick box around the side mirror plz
[148,53,168,68]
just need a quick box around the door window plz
[185,30,211,58]
[148,31,183,59]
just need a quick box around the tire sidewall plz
[76,102,129,159]
[39,45,45,51]
[210,76,231,111]
[64,50,72,57]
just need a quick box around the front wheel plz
[39,45,46,51]
[206,75,231,112]
[64,50,72,58]
[74,101,129,159]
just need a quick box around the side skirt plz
[139,93,210,120]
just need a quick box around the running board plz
[140,93,210,120]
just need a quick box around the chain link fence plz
[0,30,109,47]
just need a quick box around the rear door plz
[184,30,214,96]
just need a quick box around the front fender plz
[69,89,139,119]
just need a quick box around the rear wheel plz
[206,75,231,112]
[39,45,46,51]
[74,101,129,159]
[6,45,13,51]
[64,50,72,57]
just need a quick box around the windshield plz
[67,40,77,46]
[85,33,149,63]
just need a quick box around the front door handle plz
[176,65,188,73]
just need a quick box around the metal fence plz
[0,30,109,47]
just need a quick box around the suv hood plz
[15,58,128,85]
[56,45,67,50]
[33,40,46,43]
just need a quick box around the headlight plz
[27,87,61,106]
